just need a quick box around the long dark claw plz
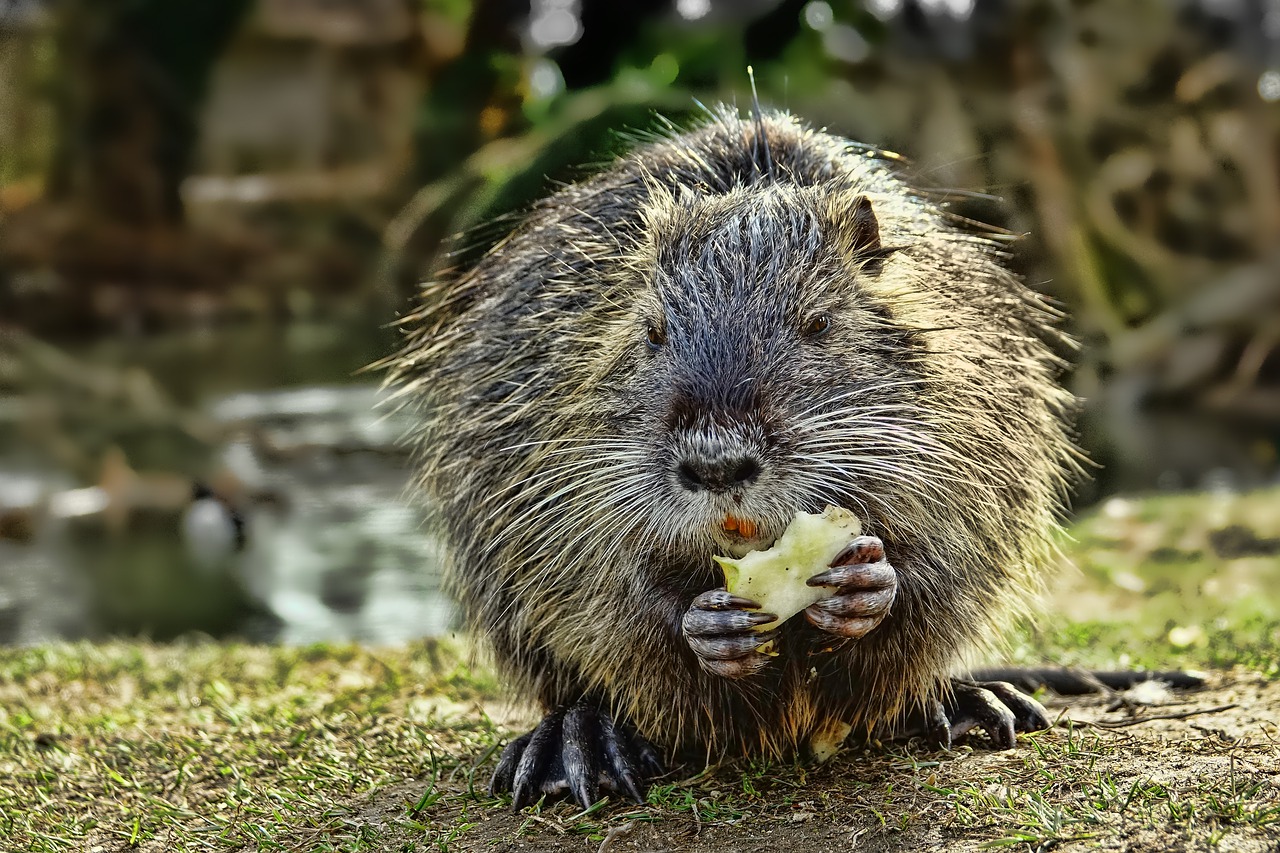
[691,589,762,611]
[561,704,601,809]
[634,735,665,779]
[983,680,1051,733]
[807,587,895,617]
[599,713,645,803]
[924,697,951,748]
[490,702,664,810]
[829,535,886,566]
[682,608,777,636]
[803,608,881,639]
[687,631,769,661]
[700,653,772,679]
[946,683,1016,749]
[807,560,895,590]
[512,710,564,808]
[490,732,531,795]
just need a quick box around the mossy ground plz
[2,488,1278,852]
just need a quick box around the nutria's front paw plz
[682,589,778,678]
[803,535,896,639]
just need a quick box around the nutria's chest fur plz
[390,106,1078,807]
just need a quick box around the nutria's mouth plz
[716,514,775,557]
[721,513,757,539]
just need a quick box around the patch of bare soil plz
[364,675,1280,853]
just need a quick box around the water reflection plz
[0,381,454,645]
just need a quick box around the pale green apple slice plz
[713,506,863,634]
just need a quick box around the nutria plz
[388,106,1084,809]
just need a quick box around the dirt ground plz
[363,676,1280,853]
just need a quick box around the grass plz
[925,725,1280,847]
[1,486,1278,851]
[1008,487,1280,677]
[0,640,506,852]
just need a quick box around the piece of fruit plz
[714,506,863,633]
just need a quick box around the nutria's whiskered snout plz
[665,362,770,465]
[671,420,765,494]
[666,412,777,533]
[676,453,761,493]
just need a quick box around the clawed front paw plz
[490,702,664,810]
[682,589,778,678]
[804,535,897,639]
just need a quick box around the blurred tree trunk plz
[46,0,252,266]
[380,0,527,296]
[414,0,530,186]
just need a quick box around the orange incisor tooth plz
[738,518,757,539]
[723,515,738,532]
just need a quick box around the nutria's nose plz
[676,455,762,493]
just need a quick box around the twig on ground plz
[1086,704,1239,728]
[597,820,636,853]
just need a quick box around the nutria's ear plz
[831,194,898,272]
[847,195,881,254]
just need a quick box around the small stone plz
[1112,571,1145,592]
[1168,625,1206,648]
[1123,680,1174,705]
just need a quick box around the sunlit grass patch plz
[1007,486,1280,676]
[0,639,501,852]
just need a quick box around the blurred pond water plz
[0,319,455,645]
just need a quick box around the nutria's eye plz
[802,313,832,338]
[645,325,666,351]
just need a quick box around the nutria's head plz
[600,182,942,560]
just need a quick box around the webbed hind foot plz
[490,701,664,810]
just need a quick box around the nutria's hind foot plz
[905,679,1050,750]
[940,679,1051,749]
[490,702,664,810]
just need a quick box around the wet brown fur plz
[388,108,1080,761]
